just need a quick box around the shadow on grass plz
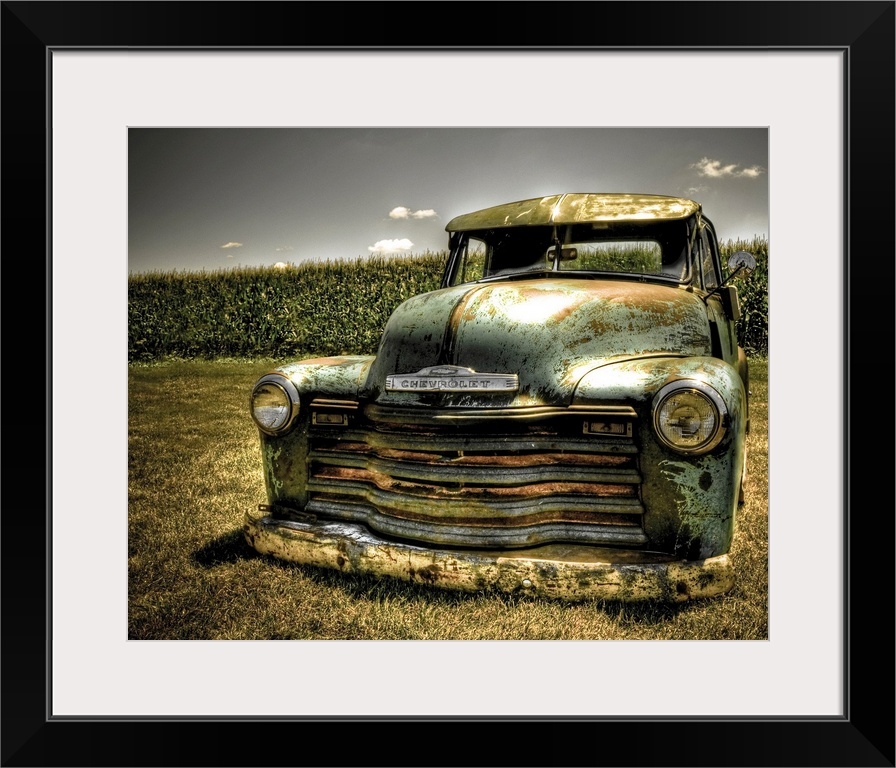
[590,597,691,623]
[192,528,261,567]
[263,555,697,619]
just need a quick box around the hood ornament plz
[386,365,519,393]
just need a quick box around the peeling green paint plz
[279,355,374,396]
[367,279,713,408]
[262,442,285,496]
[659,457,736,558]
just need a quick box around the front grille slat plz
[306,479,643,517]
[310,447,641,487]
[304,496,645,548]
[312,428,638,455]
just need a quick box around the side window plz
[702,228,720,290]
[692,230,705,287]
[450,237,486,285]
[697,228,719,290]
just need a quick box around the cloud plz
[692,157,765,179]
[368,238,414,254]
[389,207,438,220]
[737,166,764,178]
[275,246,293,253]
[221,241,243,248]
[273,262,290,269]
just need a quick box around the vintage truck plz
[244,193,755,601]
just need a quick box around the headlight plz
[652,380,727,455]
[250,374,300,435]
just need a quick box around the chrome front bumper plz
[243,508,734,602]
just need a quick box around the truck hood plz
[363,278,713,407]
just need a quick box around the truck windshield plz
[447,221,692,286]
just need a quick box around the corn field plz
[128,238,769,362]
[724,237,769,355]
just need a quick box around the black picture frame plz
[3,2,893,766]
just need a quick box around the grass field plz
[128,358,768,640]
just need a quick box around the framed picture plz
[6,1,892,765]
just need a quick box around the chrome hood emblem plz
[385,365,519,393]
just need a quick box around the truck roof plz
[445,193,702,232]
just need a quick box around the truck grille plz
[305,400,645,549]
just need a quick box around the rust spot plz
[298,356,365,368]
[318,443,633,469]
[696,571,716,588]
[315,466,636,500]
[547,293,594,324]
[408,564,442,583]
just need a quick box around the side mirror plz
[726,250,756,277]
[705,250,756,302]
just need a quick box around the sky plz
[128,127,768,275]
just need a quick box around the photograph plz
[127,126,771,640]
